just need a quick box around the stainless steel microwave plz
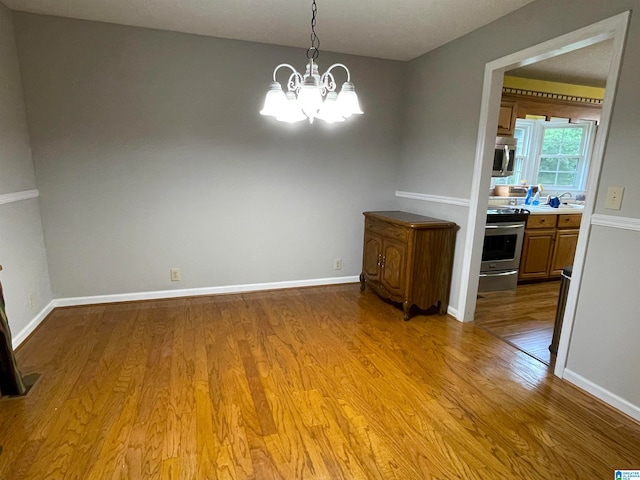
[492,136,517,177]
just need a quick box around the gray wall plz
[399,0,640,408]
[13,13,403,298]
[0,2,52,337]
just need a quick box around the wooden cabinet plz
[360,211,456,320]
[518,213,581,282]
[497,100,518,136]
[501,93,602,124]
[520,228,556,280]
[549,214,581,276]
[550,229,579,276]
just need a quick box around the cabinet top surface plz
[364,211,456,228]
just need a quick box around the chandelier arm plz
[323,63,352,83]
[272,63,301,82]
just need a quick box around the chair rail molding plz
[591,214,640,232]
[395,191,470,208]
[0,189,39,206]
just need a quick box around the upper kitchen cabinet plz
[500,90,602,124]
[501,76,604,124]
[497,100,518,136]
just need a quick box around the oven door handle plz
[485,224,523,229]
[479,270,518,277]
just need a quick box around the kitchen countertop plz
[524,204,584,215]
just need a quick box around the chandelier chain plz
[306,0,320,60]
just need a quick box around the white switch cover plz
[605,186,624,210]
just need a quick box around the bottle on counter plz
[525,186,533,205]
[532,190,540,206]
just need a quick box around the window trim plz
[530,120,594,191]
[492,119,595,193]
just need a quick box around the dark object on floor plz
[0,373,41,400]
[550,265,572,354]
[0,274,27,397]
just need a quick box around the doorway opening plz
[456,12,630,376]
[475,41,613,366]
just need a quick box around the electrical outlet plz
[605,186,624,210]
[333,258,342,270]
[170,268,181,281]
[27,292,34,310]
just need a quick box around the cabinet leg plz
[438,300,447,315]
[359,273,365,292]
[403,301,411,321]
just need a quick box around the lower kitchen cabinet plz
[520,229,556,280]
[360,211,456,321]
[518,213,581,282]
[550,229,579,276]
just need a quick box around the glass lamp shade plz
[260,82,287,117]
[315,91,345,124]
[336,82,363,118]
[297,77,323,122]
[276,91,306,123]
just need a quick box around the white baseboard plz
[562,368,640,423]
[12,301,56,349]
[52,276,361,307]
[447,305,460,320]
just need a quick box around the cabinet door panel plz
[381,239,406,297]
[363,233,382,280]
[498,100,517,136]
[519,230,555,280]
[550,230,579,276]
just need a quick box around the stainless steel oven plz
[479,208,529,292]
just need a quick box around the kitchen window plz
[493,119,596,192]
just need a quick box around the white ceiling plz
[3,0,536,61]
[508,40,613,88]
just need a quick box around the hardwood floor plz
[1,284,639,479]
[475,281,560,365]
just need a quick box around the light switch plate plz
[605,186,624,210]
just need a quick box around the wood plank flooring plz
[1,284,639,479]
[475,281,560,365]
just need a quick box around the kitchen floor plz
[474,280,560,366]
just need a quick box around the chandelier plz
[259,0,363,124]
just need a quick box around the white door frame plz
[456,11,630,379]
